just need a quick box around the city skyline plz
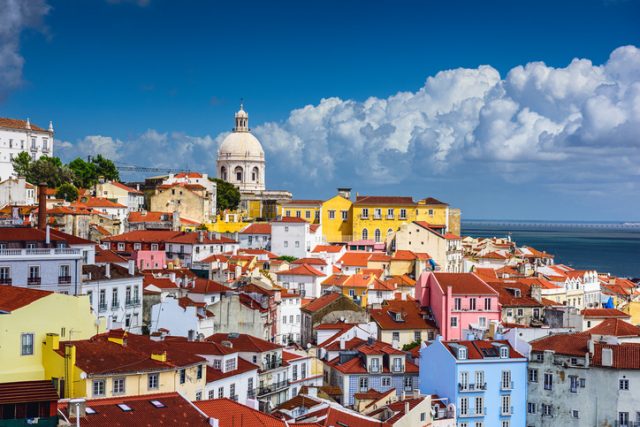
[2,0,640,221]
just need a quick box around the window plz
[527,402,536,414]
[572,410,579,418]
[484,298,491,310]
[225,358,236,371]
[460,397,468,415]
[501,370,511,389]
[469,298,476,310]
[21,333,34,355]
[475,370,484,387]
[296,210,301,218]
[620,378,630,390]
[234,166,243,181]
[197,365,203,379]
[450,317,458,327]
[230,383,236,398]
[341,210,348,221]
[213,359,221,369]
[454,298,461,310]
[0,266,10,283]
[113,378,125,394]
[361,208,369,219]
[569,375,579,392]
[29,265,40,279]
[117,242,125,251]
[619,412,629,425]
[195,391,202,401]
[382,377,391,387]
[305,210,311,219]
[180,369,186,384]
[528,368,538,383]
[374,208,381,219]
[544,372,553,390]
[501,395,511,415]
[148,373,159,390]
[362,229,368,240]
[374,229,381,242]
[252,167,259,182]
[501,422,510,427]
[500,346,509,358]
[133,243,142,251]
[404,376,413,390]
[282,315,287,324]
[387,208,394,218]
[285,211,291,217]
[475,397,484,414]
[218,387,224,398]
[284,241,288,248]
[112,288,119,307]
[92,380,105,397]
[359,377,368,390]
[399,208,407,219]
[208,389,215,399]
[414,331,421,342]
[295,241,300,248]
[151,243,159,251]
[328,210,336,219]
[543,404,553,416]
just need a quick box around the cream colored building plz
[393,221,463,272]
[150,182,213,224]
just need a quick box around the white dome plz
[218,131,264,159]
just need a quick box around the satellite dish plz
[80,372,87,379]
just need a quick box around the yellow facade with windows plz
[351,200,418,243]
[321,195,353,243]
[280,200,323,224]
[0,291,100,383]
[42,334,206,400]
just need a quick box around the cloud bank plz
[0,0,50,99]
[59,45,640,196]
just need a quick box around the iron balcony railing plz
[125,298,141,308]
[501,380,515,390]
[256,380,289,396]
[98,303,108,312]
[58,275,72,284]
[501,405,514,416]
[27,277,41,286]
[0,277,11,285]
[458,383,487,392]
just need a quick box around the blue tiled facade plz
[345,373,418,406]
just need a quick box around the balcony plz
[391,365,404,373]
[98,303,108,312]
[111,301,120,310]
[373,215,382,220]
[386,215,394,219]
[27,277,41,286]
[125,298,141,308]
[58,275,72,284]
[0,277,11,285]
[368,365,380,373]
[501,381,514,391]
[262,358,283,371]
[500,406,514,416]
[230,394,238,402]
[30,145,37,152]
[360,215,369,219]
[256,380,289,397]
[458,383,487,392]
[42,145,50,153]
[0,248,81,259]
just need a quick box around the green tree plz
[210,178,241,212]
[277,255,298,263]
[56,183,79,202]
[68,157,98,188]
[91,154,119,181]
[28,156,75,187]
[11,151,32,177]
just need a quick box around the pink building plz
[415,272,500,340]
[132,250,166,270]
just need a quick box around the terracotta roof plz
[95,247,128,264]
[338,252,372,267]
[174,172,203,178]
[110,181,143,194]
[393,250,420,261]
[195,398,286,427]
[486,282,544,308]
[0,380,59,404]
[64,392,209,426]
[530,332,590,357]
[301,292,342,313]
[354,195,416,206]
[157,182,207,191]
[419,197,448,205]
[103,230,182,243]
[281,199,324,206]
[591,343,640,369]
[581,308,630,319]
[49,228,95,245]
[143,275,178,290]
[384,275,416,288]
[73,197,127,209]
[292,257,327,266]
[167,232,237,245]
[128,211,173,223]
[240,223,271,234]
[0,286,51,312]
[273,216,308,223]
[433,273,499,296]
[443,339,525,360]
[206,333,283,352]
[189,278,233,294]
[0,227,65,242]
[206,357,259,382]
[474,268,498,281]
[0,117,46,132]
[312,245,344,253]
[276,264,325,277]
[478,251,508,260]
[587,318,640,337]
[370,300,437,330]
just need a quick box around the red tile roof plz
[587,318,640,337]
[174,172,203,178]
[0,227,65,242]
[301,292,342,313]
[474,268,498,281]
[530,332,591,356]
[0,380,59,404]
[239,222,272,234]
[274,216,309,223]
[167,232,237,245]
[354,195,416,206]
[103,230,182,243]
[195,398,286,427]
[206,333,282,352]
[110,181,143,194]
[64,392,209,426]
[0,286,51,312]
[312,244,344,253]
[581,308,630,319]
[443,340,525,360]
[433,273,499,296]
[370,300,437,330]
[393,250,420,261]
[206,357,259,382]
[189,278,233,294]
[74,197,127,209]
[338,252,372,267]
[0,117,46,132]
[276,264,325,277]
[292,257,327,266]
[128,211,173,223]
[591,343,640,369]
[95,247,128,264]
[419,197,448,205]
[486,281,544,308]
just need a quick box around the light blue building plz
[419,336,528,427]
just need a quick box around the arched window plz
[387,228,394,236]
[234,166,243,182]
[362,228,368,240]
[252,166,259,182]
[374,229,381,242]
[220,166,227,181]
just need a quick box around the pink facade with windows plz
[132,250,166,270]
[416,271,501,340]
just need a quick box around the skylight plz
[150,400,165,408]
[117,404,132,412]
[85,407,96,415]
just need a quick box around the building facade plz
[0,118,54,181]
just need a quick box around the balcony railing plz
[247,389,256,399]
[501,406,514,416]
[262,358,283,371]
[475,407,487,416]
[98,303,108,312]
[386,215,394,219]
[501,381,514,390]
[125,298,141,308]
[0,248,81,257]
[58,275,72,284]
[373,215,382,220]
[360,215,369,219]
[27,277,41,286]
[0,277,11,285]
[368,365,380,373]
[391,365,404,373]
[111,301,120,309]
[256,380,289,396]
[458,383,487,392]
[230,394,238,402]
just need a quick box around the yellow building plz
[281,199,323,224]
[352,196,419,244]
[42,330,206,400]
[321,274,375,307]
[321,193,353,243]
[0,286,100,383]
[370,300,438,348]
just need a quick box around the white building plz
[149,295,215,339]
[95,181,145,212]
[165,231,239,267]
[279,291,303,345]
[238,222,271,249]
[284,350,322,397]
[275,264,326,299]
[82,262,144,333]
[271,217,321,259]
[0,117,54,181]
[0,177,36,207]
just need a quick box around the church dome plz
[218,131,264,159]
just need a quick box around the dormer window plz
[514,289,521,297]
[458,348,467,360]
[500,346,509,358]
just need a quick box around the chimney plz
[337,187,352,200]
[105,263,111,278]
[601,347,613,367]
[128,259,135,275]
[38,183,47,230]
[405,401,410,415]
[68,398,86,420]
[45,225,51,245]
[198,231,204,243]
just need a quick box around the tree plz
[210,178,240,212]
[11,151,32,178]
[91,154,119,182]
[28,156,75,188]
[277,255,298,263]
[56,183,79,202]
[68,158,98,188]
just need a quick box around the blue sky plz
[2,0,640,220]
